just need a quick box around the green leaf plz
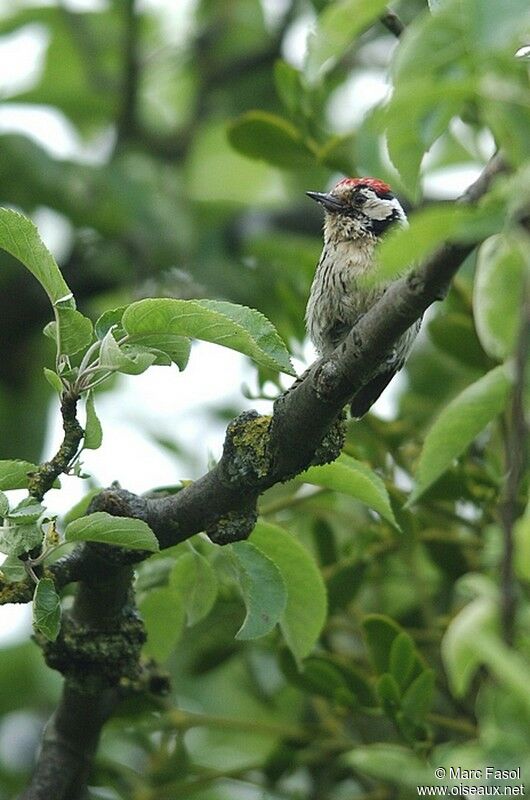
[373,204,501,285]
[428,312,490,370]
[362,614,404,675]
[0,460,38,491]
[401,669,435,724]
[408,365,512,504]
[389,632,416,690]
[227,111,315,169]
[140,586,185,662]
[99,329,156,375]
[473,234,526,361]
[0,491,9,517]
[65,511,159,552]
[274,60,303,117]
[84,392,103,450]
[126,334,191,370]
[376,673,401,714]
[298,656,350,700]
[169,550,219,625]
[250,520,327,662]
[231,540,287,640]
[344,744,432,787]
[43,368,63,394]
[33,577,61,642]
[95,306,127,339]
[304,0,390,85]
[441,596,498,696]
[0,523,42,557]
[46,308,93,356]
[6,499,45,524]
[302,454,398,528]
[0,208,72,306]
[384,79,473,196]
[0,554,26,582]
[514,504,530,583]
[122,298,295,376]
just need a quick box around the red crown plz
[335,177,392,194]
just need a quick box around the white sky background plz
[0,0,488,642]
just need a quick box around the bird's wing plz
[349,369,399,418]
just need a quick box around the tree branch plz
[19,153,506,800]
[106,154,507,547]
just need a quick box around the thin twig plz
[27,393,84,502]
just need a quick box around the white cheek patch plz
[363,190,406,222]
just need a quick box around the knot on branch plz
[313,356,345,403]
[206,504,258,545]
[39,609,146,689]
[89,483,146,518]
[220,411,272,486]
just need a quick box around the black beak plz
[306,191,346,213]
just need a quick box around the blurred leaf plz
[9,7,120,129]
[317,133,357,174]
[300,656,350,700]
[140,586,185,662]
[344,744,431,787]
[401,669,435,724]
[0,460,38,490]
[393,0,530,83]
[62,488,101,525]
[441,595,498,696]
[385,80,472,196]
[251,520,327,662]
[362,614,406,675]
[0,208,72,307]
[389,632,416,690]
[43,368,63,394]
[170,550,219,626]
[228,111,315,169]
[372,203,501,284]
[231,540,287,640]
[65,511,159,551]
[304,0,389,85]
[428,312,490,370]
[408,365,512,504]
[514,505,530,582]
[187,121,288,206]
[122,298,295,375]
[376,673,401,714]
[274,60,304,117]
[33,577,61,642]
[84,391,102,450]
[302,454,398,527]
[483,100,530,167]
[473,234,526,361]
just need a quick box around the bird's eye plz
[351,193,365,206]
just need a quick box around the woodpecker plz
[305,176,421,417]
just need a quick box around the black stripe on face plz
[368,209,402,237]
